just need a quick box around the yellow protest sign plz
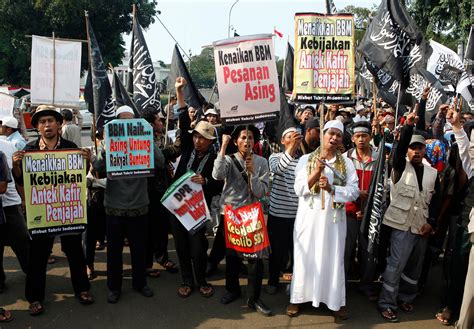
[293,13,355,102]
[23,149,87,237]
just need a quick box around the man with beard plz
[287,120,359,319]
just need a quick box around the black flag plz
[364,56,447,119]
[438,65,463,87]
[127,14,161,114]
[360,136,386,256]
[281,42,294,93]
[358,0,431,88]
[112,71,140,117]
[85,15,115,131]
[168,44,207,109]
[276,89,298,142]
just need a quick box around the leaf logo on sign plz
[231,105,239,111]
[301,81,309,86]
[34,215,42,223]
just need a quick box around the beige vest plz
[383,161,437,234]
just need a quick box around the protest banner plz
[104,118,154,179]
[224,202,270,259]
[22,150,87,237]
[161,170,211,234]
[0,92,15,118]
[293,13,355,102]
[213,34,280,124]
[30,35,82,108]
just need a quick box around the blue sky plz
[123,0,378,63]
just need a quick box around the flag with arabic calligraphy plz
[358,0,432,88]
[127,14,161,115]
[85,16,115,131]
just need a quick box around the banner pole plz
[459,97,463,113]
[52,31,56,107]
[319,102,325,210]
[245,124,251,195]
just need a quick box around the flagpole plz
[84,11,98,155]
[394,83,402,126]
[52,31,56,107]
[319,102,325,210]
[164,92,171,146]
[208,81,217,105]
[245,124,251,195]
[372,80,377,116]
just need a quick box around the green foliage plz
[339,5,377,45]
[0,0,158,85]
[340,5,374,30]
[406,0,472,51]
[342,2,472,52]
[188,47,215,89]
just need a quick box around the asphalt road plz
[1,238,449,329]
[2,128,450,328]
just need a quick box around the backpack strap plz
[229,154,249,184]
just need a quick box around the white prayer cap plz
[355,104,365,112]
[115,105,134,117]
[282,127,297,138]
[323,120,344,133]
[204,108,218,116]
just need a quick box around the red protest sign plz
[224,202,270,259]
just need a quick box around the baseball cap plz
[1,116,18,129]
[409,134,426,146]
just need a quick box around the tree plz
[188,47,215,89]
[0,0,158,85]
[339,5,377,45]
[406,0,473,51]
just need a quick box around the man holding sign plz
[92,105,153,304]
[212,125,272,316]
[12,105,93,315]
[166,77,223,299]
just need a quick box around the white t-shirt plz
[0,139,21,206]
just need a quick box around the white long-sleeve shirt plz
[453,127,474,234]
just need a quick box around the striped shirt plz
[269,151,299,218]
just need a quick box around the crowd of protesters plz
[0,78,473,328]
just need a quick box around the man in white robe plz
[288,120,359,319]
